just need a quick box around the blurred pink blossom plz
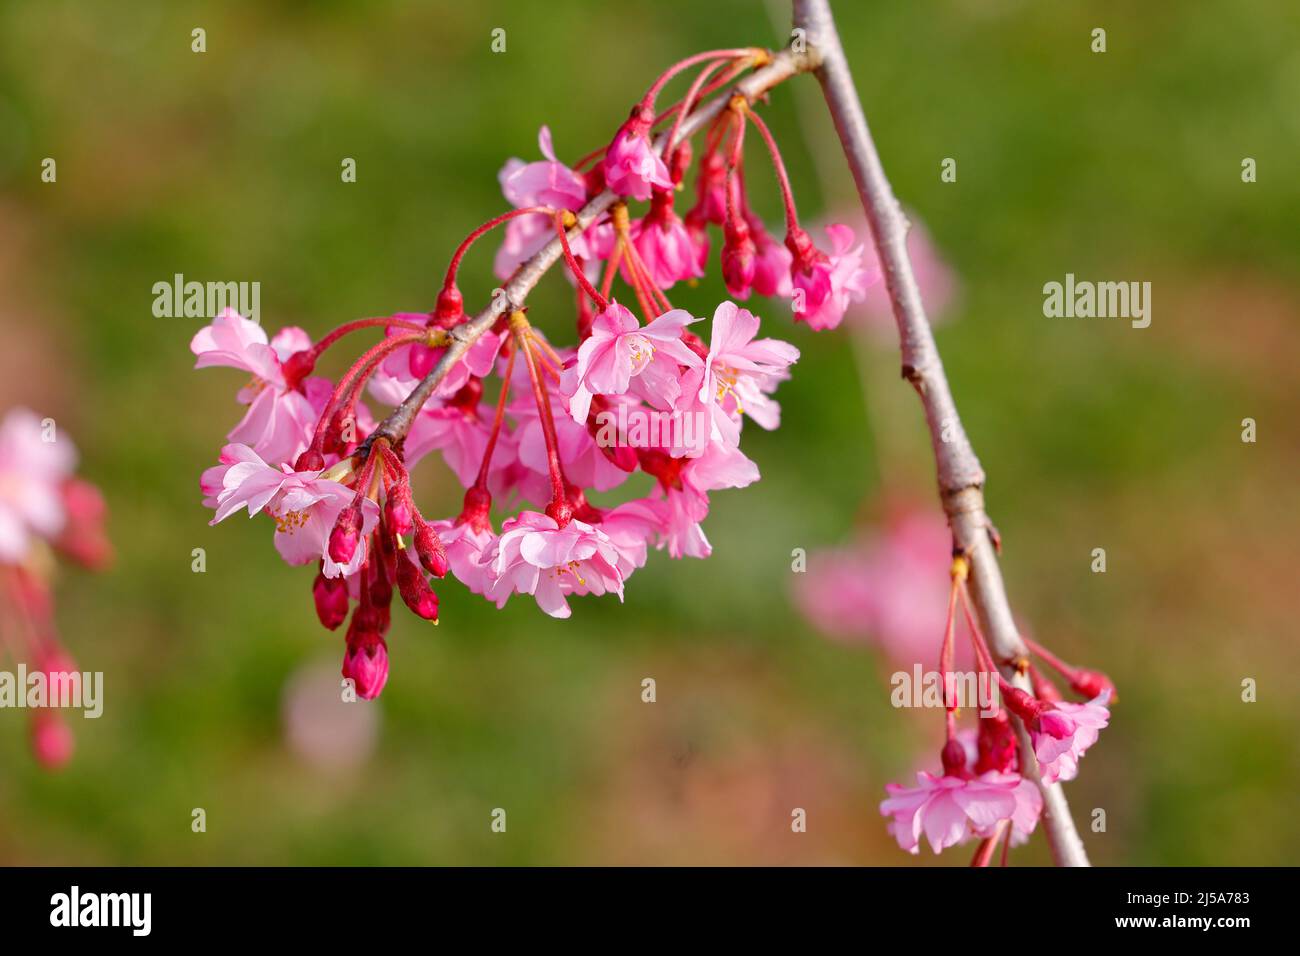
[793,507,973,670]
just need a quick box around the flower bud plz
[342,630,389,700]
[384,483,414,537]
[312,569,349,630]
[328,503,363,564]
[55,479,112,570]
[721,217,756,298]
[1001,685,1044,724]
[413,521,449,578]
[396,556,440,621]
[1070,668,1117,703]
[30,712,74,769]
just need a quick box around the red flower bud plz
[312,569,350,630]
[342,629,389,700]
[413,521,449,578]
[328,503,363,564]
[396,555,440,621]
[721,217,756,298]
[1070,668,1117,703]
[1001,685,1044,724]
[54,479,112,570]
[384,483,414,537]
[30,712,74,769]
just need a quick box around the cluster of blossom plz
[194,46,879,700]
[0,408,112,767]
[876,555,1115,862]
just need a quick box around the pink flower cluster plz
[193,46,883,700]
[0,408,112,768]
[868,553,1116,862]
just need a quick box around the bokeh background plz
[1,0,1297,865]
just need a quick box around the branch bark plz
[792,0,1090,865]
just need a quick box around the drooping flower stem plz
[552,211,607,310]
[640,48,765,109]
[510,312,571,526]
[471,345,517,491]
[307,316,429,361]
[662,59,731,160]
[445,206,557,293]
[308,331,431,458]
[742,105,801,233]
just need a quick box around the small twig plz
[792,0,1090,866]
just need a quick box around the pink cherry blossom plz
[0,408,77,562]
[425,519,497,596]
[561,303,702,423]
[482,511,625,618]
[789,224,878,331]
[191,309,331,466]
[207,443,378,577]
[646,440,760,559]
[404,406,492,488]
[494,127,596,279]
[1032,691,1111,784]
[879,770,1021,855]
[603,116,673,201]
[696,301,799,446]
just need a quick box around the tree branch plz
[792,0,1091,866]
[367,44,821,449]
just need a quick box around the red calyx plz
[941,738,969,778]
[281,350,316,391]
[1070,668,1117,702]
[434,286,465,326]
[457,486,493,534]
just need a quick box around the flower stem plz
[445,206,556,292]
[511,313,570,524]
[743,105,801,233]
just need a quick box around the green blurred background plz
[1,0,1296,865]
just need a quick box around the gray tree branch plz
[792,0,1091,866]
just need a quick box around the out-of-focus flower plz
[879,770,1022,855]
[793,507,973,670]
